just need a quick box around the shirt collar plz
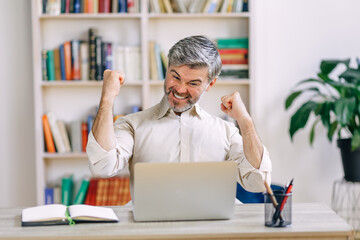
[157,95,206,120]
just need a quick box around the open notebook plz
[22,204,118,227]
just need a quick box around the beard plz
[164,84,207,113]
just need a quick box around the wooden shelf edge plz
[43,153,88,159]
[39,13,142,19]
[148,12,250,19]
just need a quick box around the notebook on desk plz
[132,161,237,222]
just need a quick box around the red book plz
[65,0,70,13]
[104,0,111,13]
[63,41,72,80]
[218,48,248,55]
[81,122,88,152]
[98,0,104,12]
[42,115,56,153]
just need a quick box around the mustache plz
[166,87,191,98]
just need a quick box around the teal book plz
[62,174,73,206]
[217,38,249,49]
[47,49,56,81]
[73,177,90,204]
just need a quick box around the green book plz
[46,50,55,81]
[217,38,249,49]
[73,177,90,204]
[62,174,73,206]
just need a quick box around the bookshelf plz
[32,0,253,205]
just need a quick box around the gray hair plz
[167,35,222,82]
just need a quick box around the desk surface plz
[0,203,354,240]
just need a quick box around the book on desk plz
[21,204,118,227]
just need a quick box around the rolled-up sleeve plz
[228,131,272,193]
[86,118,134,177]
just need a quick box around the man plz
[87,36,271,201]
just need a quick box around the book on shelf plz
[149,41,166,81]
[45,185,61,204]
[57,120,72,152]
[47,112,67,153]
[62,174,73,206]
[21,204,119,227]
[73,176,91,204]
[70,120,82,153]
[42,114,56,153]
[80,42,89,81]
[47,50,55,81]
[63,41,72,80]
[42,0,140,14]
[53,48,62,80]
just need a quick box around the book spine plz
[69,0,75,13]
[81,122,88,152]
[149,41,158,80]
[63,41,72,80]
[59,44,66,80]
[57,120,71,152]
[71,120,82,153]
[41,50,48,81]
[95,36,103,80]
[80,42,89,81]
[71,40,81,80]
[42,114,56,153]
[74,0,81,12]
[47,50,56,81]
[47,112,66,153]
[218,48,248,54]
[53,48,62,80]
[154,43,164,80]
[61,174,73,206]
[221,59,248,64]
[89,28,97,80]
[73,177,90,204]
[65,0,70,13]
[105,42,112,70]
[45,187,54,204]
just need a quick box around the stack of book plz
[45,175,131,206]
[149,0,248,14]
[42,0,140,14]
[149,41,168,81]
[217,38,249,79]
[42,112,94,153]
[42,27,141,82]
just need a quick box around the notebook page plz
[68,205,118,221]
[22,204,67,222]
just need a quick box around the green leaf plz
[289,101,318,140]
[327,121,338,142]
[339,68,360,84]
[285,87,321,110]
[295,78,325,87]
[319,102,331,127]
[320,59,350,75]
[352,129,360,151]
[309,120,319,145]
[334,98,356,126]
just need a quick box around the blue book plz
[87,115,94,135]
[59,44,66,80]
[154,43,164,80]
[45,187,54,205]
[74,0,81,13]
[118,0,128,13]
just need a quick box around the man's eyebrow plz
[170,69,181,78]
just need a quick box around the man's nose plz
[174,82,187,94]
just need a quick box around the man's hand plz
[101,70,125,104]
[221,92,251,123]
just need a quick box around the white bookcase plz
[32,0,254,205]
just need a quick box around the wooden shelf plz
[40,81,142,87]
[148,12,250,19]
[43,152,88,159]
[39,13,142,19]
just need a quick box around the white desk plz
[0,203,354,240]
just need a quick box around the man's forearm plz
[236,116,263,169]
[91,98,116,151]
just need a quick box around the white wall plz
[0,0,359,207]
[252,0,360,205]
[0,0,36,207]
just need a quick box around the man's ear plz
[206,78,217,92]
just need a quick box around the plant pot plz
[337,138,360,182]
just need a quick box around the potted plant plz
[285,59,360,182]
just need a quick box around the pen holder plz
[264,190,292,227]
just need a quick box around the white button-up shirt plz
[87,96,272,197]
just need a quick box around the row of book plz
[149,41,168,81]
[217,38,249,79]
[149,0,248,14]
[43,0,140,14]
[42,112,93,153]
[42,28,141,82]
[45,175,131,206]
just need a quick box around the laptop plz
[132,161,237,222]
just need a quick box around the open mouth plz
[172,91,188,100]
